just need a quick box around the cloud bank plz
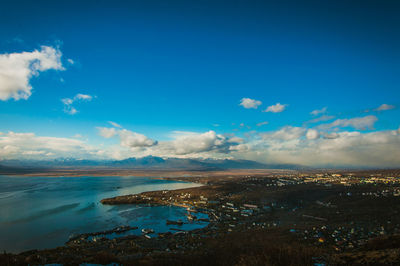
[0,131,101,159]
[239,128,400,168]
[2,123,400,168]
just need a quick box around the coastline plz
[0,175,206,253]
[2,171,400,265]
[0,168,297,178]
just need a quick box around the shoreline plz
[1,171,400,265]
[0,168,297,178]
[0,175,206,254]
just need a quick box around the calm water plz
[0,175,207,253]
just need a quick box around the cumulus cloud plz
[237,128,400,168]
[306,129,320,140]
[96,127,243,158]
[0,46,64,101]
[318,115,378,131]
[97,127,118,138]
[239,98,262,109]
[374,104,395,111]
[310,107,327,116]
[166,130,242,155]
[62,93,93,115]
[263,103,287,113]
[119,129,157,148]
[97,127,157,148]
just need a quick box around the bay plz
[0,175,207,253]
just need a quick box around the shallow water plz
[0,175,207,253]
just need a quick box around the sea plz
[0,175,208,253]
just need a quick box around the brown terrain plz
[1,169,400,265]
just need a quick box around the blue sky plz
[0,0,399,167]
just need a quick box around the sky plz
[0,0,399,167]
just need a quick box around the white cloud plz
[62,93,93,115]
[108,121,122,128]
[239,98,262,109]
[65,106,78,115]
[0,131,101,159]
[22,150,47,155]
[256,121,269,127]
[261,126,306,141]
[307,115,335,124]
[318,115,378,131]
[97,127,157,148]
[74,93,92,101]
[97,127,242,158]
[310,107,327,116]
[67,58,75,65]
[2,126,400,168]
[94,125,399,167]
[375,104,395,111]
[322,132,339,139]
[166,130,242,155]
[61,98,73,105]
[263,103,287,113]
[306,129,320,140]
[97,127,117,138]
[0,46,64,101]
[108,130,243,158]
[118,129,157,148]
[237,128,400,168]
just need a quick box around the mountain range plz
[0,156,308,171]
